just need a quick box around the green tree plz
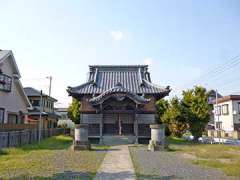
[68,98,81,124]
[156,99,169,123]
[182,86,211,142]
[162,97,187,137]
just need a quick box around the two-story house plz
[0,50,31,124]
[213,95,240,132]
[24,87,59,129]
[208,90,223,129]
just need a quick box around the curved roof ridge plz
[143,79,170,91]
[89,65,148,68]
[68,80,93,91]
[67,65,171,97]
[89,84,150,105]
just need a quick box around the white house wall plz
[0,56,28,123]
[214,101,234,131]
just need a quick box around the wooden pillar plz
[99,104,103,144]
[135,105,138,144]
[135,113,138,144]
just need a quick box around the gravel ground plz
[129,146,235,180]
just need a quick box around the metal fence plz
[0,128,69,148]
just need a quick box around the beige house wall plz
[0,56,28,123]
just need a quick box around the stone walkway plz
[94,145,136,180]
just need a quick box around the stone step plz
[102,135,135,145]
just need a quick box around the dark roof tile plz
[68,65,170,96]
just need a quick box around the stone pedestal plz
[148,124,166,151]
[72,124,90,150]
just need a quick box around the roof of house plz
[0,50,21,76]
[55,108,68,112]
[27,106,61,118]
[0,50,31,107]
[24,87,57,102]
[208,90,223,98]
[213,95,240,104]
[67,65,171,97]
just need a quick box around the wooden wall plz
[80,94,158,114]
[140,95,157,113]
[80,95,96,113]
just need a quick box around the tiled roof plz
[212,95,240,104]
[28,107,60,118]
[68,65,170,96]
[24,87,57,102]
[24,87,48,96]
[89,83,150,105]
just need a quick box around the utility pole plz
[47,76,52,97]
[38,90,43,144]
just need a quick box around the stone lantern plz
[148,124,166,151]
[72,124,90,150]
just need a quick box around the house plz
[0,50,31,124]
[55,108,75,128]
[67,65,170,143]
[213,95,240,132]
[24,87,59,129]
[208,90,223,129]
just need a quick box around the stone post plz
[148,124,166,151]
[72,124,90,150]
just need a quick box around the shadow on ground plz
[8,171,181,180]
[92,148,120,152]
[136,174,181,180]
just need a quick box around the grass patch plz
[21,135,72,151]
[167,136,194,145]
[167,136,240,177]
[0,135,107,179]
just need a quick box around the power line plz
[201,58,240,83]
[184,55,240,88]
[210,75,240,89]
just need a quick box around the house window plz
[32,100,40,106]
[0,108,4,124]
[222,104,229,115]
[0,73,12,92]
[216,122,222,129]
[215,106,221,115]
[8,114,18,124]
[238,103,240,114]
[234,123,240,131]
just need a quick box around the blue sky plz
[1,0,240,106]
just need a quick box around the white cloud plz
[110,30,123,41]
[143,57,153,65]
